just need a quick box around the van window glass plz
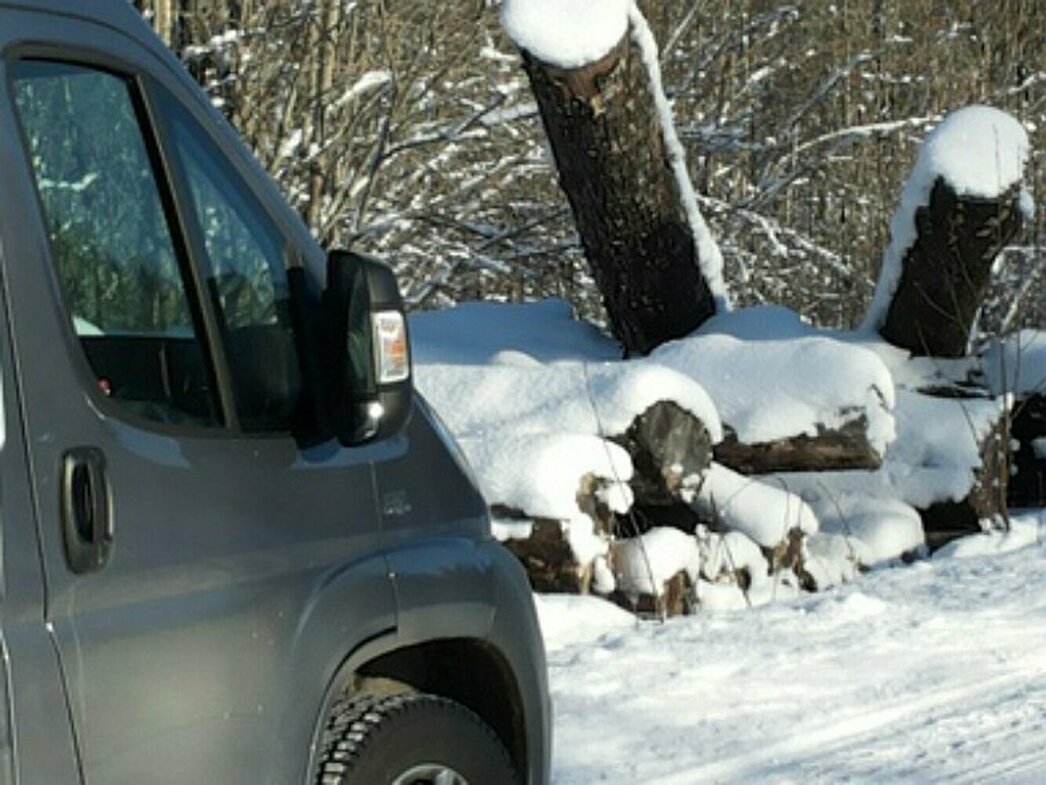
[161,93,301,433]
[12,60,219,427]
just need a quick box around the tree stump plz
[879,179,1025,357]
[519,37,717,355]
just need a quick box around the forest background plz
[132,0,1044,336]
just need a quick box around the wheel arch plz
[305,635,528,783]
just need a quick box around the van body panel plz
[0,10,397,784]
[0,222,80,784]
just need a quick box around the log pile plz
[497,6,1035,614]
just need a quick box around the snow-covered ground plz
[541,509,1046,784]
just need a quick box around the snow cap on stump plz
[501,0,631,67]
[863,106,1032,332]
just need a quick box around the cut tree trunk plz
[879,179,1025,357]
[520,39,716,355]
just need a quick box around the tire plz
[315,692,520,785]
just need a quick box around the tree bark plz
[520,38,716,356]
[1008,394,1045,508]
[713,417,882,473]
[879,179,1025,357]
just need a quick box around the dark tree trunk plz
[879,179,1025,357]
[1008,394,1045,508]
[520,38,717,356]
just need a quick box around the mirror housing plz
[324,250,412,445]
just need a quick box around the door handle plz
[60,447,113,574]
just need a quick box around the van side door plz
[0,11,397,785]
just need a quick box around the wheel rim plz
[391,763,470,785]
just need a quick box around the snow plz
[694,463,818,547]
[654,317,896,454]
[781,387,1008,568]
[411,297,1025,585]
[541,510,1046,784]
[500,0,630,68]
[863,106,1032,333]
[611,527,701,597]
[411,299,617,364]
[980,329,1046,397]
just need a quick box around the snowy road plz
[540,511,1046,784]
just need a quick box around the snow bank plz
[935,515,1043,560]
[801,495,924,589]
[500,0,630,68]
[863,106,1032,332]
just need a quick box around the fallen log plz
[713,416,881,474]
[498,515,593,594]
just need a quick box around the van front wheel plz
[315,692,519,785]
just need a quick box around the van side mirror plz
[324,250,412,444]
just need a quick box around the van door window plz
[11,60,220,426]
[160,94,302,433]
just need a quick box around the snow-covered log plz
[864,107,1032,358]
[502,0,724,355]
[498,517,598,594]
[713,417,882,474]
